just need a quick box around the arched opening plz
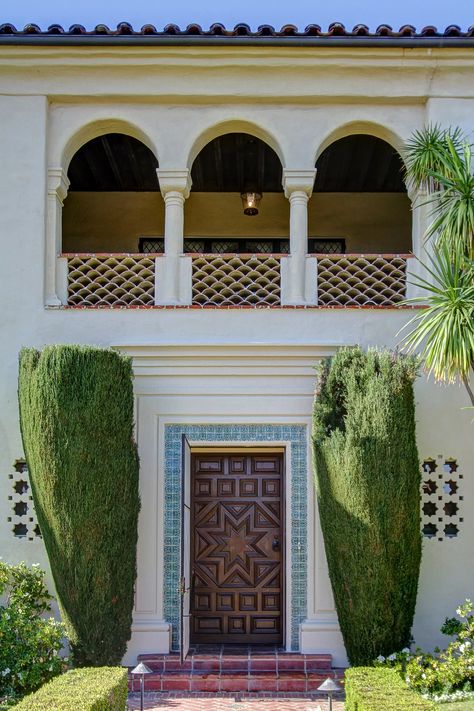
[186,132,287,254]
[309,134,411,254]
[62,133,161,253]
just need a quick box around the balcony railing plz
[66,254,156,306]
[62,252,412,308]
[191,254,281,306]
[317,254,409,306]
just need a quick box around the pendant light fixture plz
[241,191,262,216]
[241,136,262,216]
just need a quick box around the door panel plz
[180,435,191,662]
[190,453,284,644]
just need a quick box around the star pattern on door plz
[194,504,279,587]
[190,454,283,643]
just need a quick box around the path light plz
[317,677,343,711]
[131,662,152,711]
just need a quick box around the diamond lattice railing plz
[66,254,155,306]
[192,254,281,306]
[317,254,408,306]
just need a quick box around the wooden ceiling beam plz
[213,138,224,192]
[125,136,150,189]
[81,146,103,191]
[236,134,245,192]
[101,136,126,190]
[258,141,265,192]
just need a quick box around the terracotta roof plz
[0,22,473,44]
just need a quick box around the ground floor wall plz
[0,312,472,668]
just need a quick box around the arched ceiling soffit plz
[190,133,283,193]
[61,119,158,176]
[187,120,284,172]
[315,134,406,193]
[67,133,159,191]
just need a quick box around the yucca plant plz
[400,126,474,405]
[404,125,473,257]
[400,247,474,405]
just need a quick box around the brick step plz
[136,652,333,674]
[129,669,345,693]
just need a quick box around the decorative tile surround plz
[163,424,308,651]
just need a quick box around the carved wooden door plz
[191,452,283,644]
[180,435,192,662]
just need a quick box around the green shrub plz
[312,347,421,665]
[405,599,474,696]
[0,562,65,706]
[345,667,437,711]
[18,345,140,666]
[12,667,127,711]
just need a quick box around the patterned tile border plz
[163,424,308,651]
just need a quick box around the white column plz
[156,169,192,305]
[45,167,69,306]
[164,191,186,257]
[289,191,309,258]
[407,187,434,300]
[281,169,316,305]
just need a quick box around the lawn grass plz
[438,702,474,710]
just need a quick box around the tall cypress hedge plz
[312,347,421,665]
[18,345,140,666]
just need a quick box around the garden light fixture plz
[131,662,152,711]
[317,677,343,711]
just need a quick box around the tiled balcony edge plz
[48,304,425,310]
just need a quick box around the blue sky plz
[1,0,473,31]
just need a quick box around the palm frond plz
[398,246,474,383]
[405,129,474,257]
[403,125,465,193]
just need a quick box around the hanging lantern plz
[241,191,262,216]
[241,135,262,216]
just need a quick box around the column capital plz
[157,169,192,199]
[48,167,70,202]
[283,169,316,199]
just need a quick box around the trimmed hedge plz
[313,347,421,665]
[345,667,437,711]
[12,667,127,711]
[18,345,140,666]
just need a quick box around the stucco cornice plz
[113,343,342,377]
[1,46,473,102]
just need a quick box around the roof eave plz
[0,35,474,48]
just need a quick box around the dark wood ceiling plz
[67,132,406,193]
[315,135,406,192]
[68,134,159,191]
[190,133,283,192]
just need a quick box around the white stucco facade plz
[0,34,473,667]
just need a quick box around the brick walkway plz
[127,692,345,710]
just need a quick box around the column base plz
[280,256,318,306]
[155,255,192,305]
[123,620,171,665]
[300,614,348,668]
[45,294,63,307]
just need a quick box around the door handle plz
[272,536,281,551]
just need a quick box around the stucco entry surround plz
[116,344,346,666]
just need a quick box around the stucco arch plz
[186,119,285,171]
[314,120,406,168]
[60,118,159,174]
